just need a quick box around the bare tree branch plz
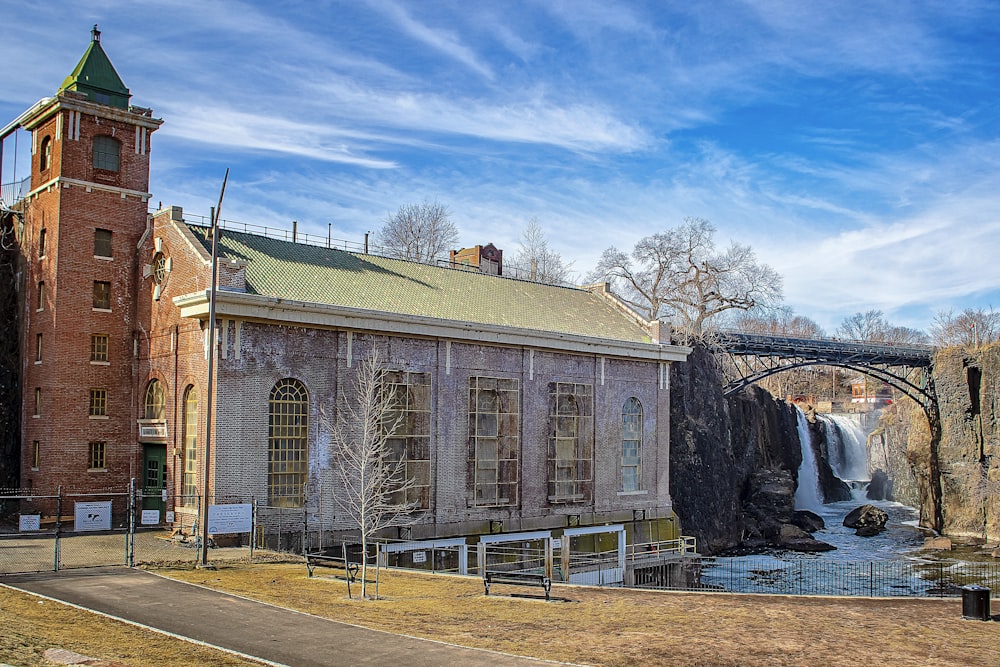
[505,218,575,285]
[591,217,783,335]
[322,350,419,598]
[377,200,458,264]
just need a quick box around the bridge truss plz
[713,331,935,404]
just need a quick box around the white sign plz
[207,503,252,534]
[412,551,427,563]
[19,514,41,532]
[141,509,160,525]
[165,511,175,523]
[75,501,112,531]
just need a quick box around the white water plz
[793,408,823,511]
[823,414,871,482]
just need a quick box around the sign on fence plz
[19,514,41,532]
[207,503,252,534]
[141,509,160,525]
[74,501,112,531]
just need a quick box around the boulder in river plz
[779,523,836,552]
[843,504,888,536]
[792,510,825,533]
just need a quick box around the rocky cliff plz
[875,343,999,542]
[670,345,834,554]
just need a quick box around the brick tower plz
[13,26,162,497]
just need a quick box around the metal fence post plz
[54,486,62,572]
[250,498,257,560]
[127,478,136,567]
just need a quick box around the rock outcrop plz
[669,345,837,554]
[875,343,1000,543]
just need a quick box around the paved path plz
[3,567,553,666]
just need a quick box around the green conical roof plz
[59,26,131,109]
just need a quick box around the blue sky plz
[2,1,998,333]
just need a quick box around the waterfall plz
[822,414,870,482]
[793,407,823,511]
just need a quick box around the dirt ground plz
[157,561,1000,667]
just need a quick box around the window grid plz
[92,136,120,172]
[547,382,593,503]
[622,398,643,492]
[40,136,51,171]
[37,281,45,311]
[93,281,111,310]
[88,441,106,470]
[91,334,109,362]
[144,380,165,419]
[94,229,113,258]
[268,379,309,507]
[38,228,46,257]
[182,386,198,505]
[383,371,432,509]
[89,388,107,417]
[468,377,519,507]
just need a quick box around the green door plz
[142,444,167,514]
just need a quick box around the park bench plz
[305,552,359,581]
[483,571,552,601]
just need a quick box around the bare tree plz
[377,200,458,263]
[323,350,418,598]
[590,217,783,335]
[726,307,824,338]
[930,307,999,349]
[837,310,929,344]
[505,218,574,285]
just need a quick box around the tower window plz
[39,228,47,257]
[40,136,52,171]
[34,388,41,416]
[144,380,166,420]
[88,441,107,470]
[35,333,42,363]
[89,388,107,417]
[93,281,111,310]
[94,229,113,258]
[32,441,40,470]
[92,136,120,172]
[91,334,109,362]
[37,281,45,311]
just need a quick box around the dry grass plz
[158,561,1000,667]
[0,585,262,667]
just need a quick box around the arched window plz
[39,136,52,171]
[144,379,165,420]
[268,379,309,507]
[182,386,198,505]
[622,398,642,492]
[93,135,120,172]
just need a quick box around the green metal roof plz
[187,225,653,344]
[59,26,131,109]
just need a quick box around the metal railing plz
[636,556,1000,598]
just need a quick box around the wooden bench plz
[483,571,552,601]
[305,553,359,581]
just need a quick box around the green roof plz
[187,225,652,344]
[59,26,131,109]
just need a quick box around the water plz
[793,408,823,511]
[821,414,870,482]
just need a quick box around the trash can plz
[961,585,990,621]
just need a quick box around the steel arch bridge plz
[713,331,936,404]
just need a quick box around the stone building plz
[2,29,691,550]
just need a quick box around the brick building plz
[2,30,692,549]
